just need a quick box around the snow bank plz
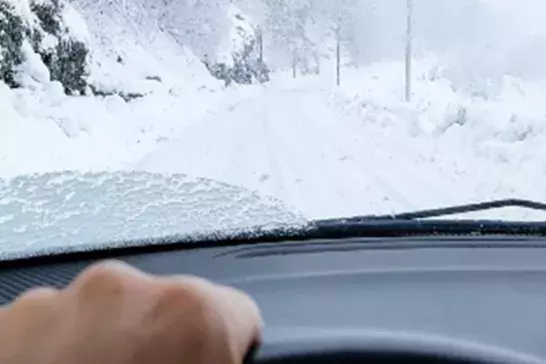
[336,54,546,163]
[326,53,546,207]
[0,77,254,178]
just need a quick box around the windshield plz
[1,0,546,258]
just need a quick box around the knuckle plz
[160,282,208,312]
[9,287,60,316]
[15,286,59,304]
[153,277,217,323]
[72,260,131,295]
[155,285,220,351]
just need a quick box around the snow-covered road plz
[135,79,514,220]
[4,65,546,221]
[4,66,546,221]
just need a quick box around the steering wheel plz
[245,329,543,364]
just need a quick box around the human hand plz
[0,260,262,364]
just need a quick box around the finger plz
[70,260,153,286]
[159,276,263,336]
[5,287,61,325]
[66,260,161,324]
[67,260,156,297]
[8,286,59,308]
[214,284,263,358]
[0,287,61,351]
[159,276,263,361]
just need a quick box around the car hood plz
[0,171,307,260]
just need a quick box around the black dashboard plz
[2,236,546,363]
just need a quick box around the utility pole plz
[405,0,413,102]
[336,21,341,86]
[292,47,297,79]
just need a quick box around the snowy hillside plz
[70,0,214,93]
[0,0,90,93]
[0,0,241,177]
[2,0,546,223]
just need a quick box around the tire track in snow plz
[259,91,414,217]
[263,107,355,217]
[268,117,392,217]
[220,96,290,201]
[270,91,416,211]
[223,100,263,184]
[324,90,457,207]
[136,84,452,217]
[260,108,290,201]
[308,121,417,210]
[134,96,260,183]
[293,89,453,210]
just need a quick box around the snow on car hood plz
[0,171,307,260]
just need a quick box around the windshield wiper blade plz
[343,199,546,221]
[311,219,546,238]
[3,200,546,267]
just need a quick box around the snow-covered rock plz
[0,0,90,94]
[203,4,270,86]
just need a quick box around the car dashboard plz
[1,236,546,362]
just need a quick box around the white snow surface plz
[3,0,546,255]
[68,0,219,95]
[4,0,36,26]
[135,67,546,221]
[0,171,306,259]
[3,54,546,224]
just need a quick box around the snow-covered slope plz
[0,0,241,178]
[69,0,214,93]
[0,0,278,179]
